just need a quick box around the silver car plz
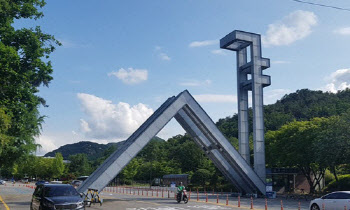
[309,191,350,210]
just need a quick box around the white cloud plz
[179,79,212,87]
[155,46,171,61]
[58,39,90,49]
[262,10,317,47]
[272,60,290,64]
[211,49,227,55]
[77,93,154,140]
[322,69,350,93]
[334,27,350,35]
[194,94,237,103]
[159,52,171,61]
[35,135,58,156]
[189,40,218,48]
[108,68,148,84]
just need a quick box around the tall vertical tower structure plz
[220,30,270,182]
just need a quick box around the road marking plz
[135,200,161,206]
[100,195,161,206]
[0,195,10,210]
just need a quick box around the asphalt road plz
[0,184,311,210]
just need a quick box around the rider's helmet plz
[180,182,183,186]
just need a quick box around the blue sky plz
[27,0,350,155]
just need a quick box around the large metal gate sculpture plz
[77,90,266,195]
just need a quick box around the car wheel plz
[311,203,320,210]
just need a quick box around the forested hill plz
[216,89,350,139]
[44,141,122,160]
[44,136,165,160]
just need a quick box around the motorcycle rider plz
[177,182,185,197]
[176,182,188,203]
[177,182,185,192]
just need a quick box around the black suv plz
[30,184,85,210]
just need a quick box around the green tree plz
[192,169,212,187]
[0,0,60,169]
[315,114,350,182]
[0,108,11,157]
[266,118,326,193]
[68,154,91,177]
[121,158,140,183]
[51,153,65,178]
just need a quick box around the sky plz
[21,0,350,155]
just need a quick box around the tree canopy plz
[0,0,60,169]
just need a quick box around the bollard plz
[189,189,191,200]
[226,195,228,206]
[168,190,170,198]
[238,196,241,207]
[206,193,208,203]
[217,194,219,204]
[138,188,139,195]
[298,202,301,210]
[265,198,268,210]
[142,189,144,196]
[152,189,153,197]
[147,190,148,197]
[162,189,164,198]
[251,196,254,209]
[280,200,284,210]
[157,189,158,197]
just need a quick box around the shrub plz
[324,174,350,192]
[324,170,335,185]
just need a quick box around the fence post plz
[251,196,254,209]
[280,200,284,210]
[197,188,199,201]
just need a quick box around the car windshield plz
[44,185,79,197]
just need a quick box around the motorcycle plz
[176,190,188,204]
